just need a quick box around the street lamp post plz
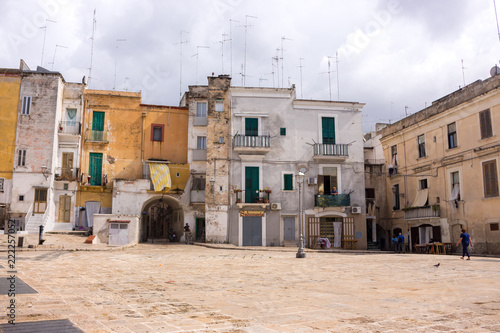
[296,171,306,258]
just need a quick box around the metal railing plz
[404,206,440,219]
[315,194,350,207]
[58,121,81,135]
[54,167,79,181]
[85,130,108,142]
[234,135,270,148]
[314,143,349,157]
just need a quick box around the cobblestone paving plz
[1,244,500,332]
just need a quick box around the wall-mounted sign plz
[240,210,265,217]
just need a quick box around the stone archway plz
[140,196,183,243]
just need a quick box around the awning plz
[411,188,429,207]
[450,184,460,201]
[149,163,171,192]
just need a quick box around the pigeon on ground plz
[434,263,440,267]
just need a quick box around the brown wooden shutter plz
[483,160,499,197]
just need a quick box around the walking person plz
[397,232,405,254]
[392,235,398,252]
[456,227,473,260]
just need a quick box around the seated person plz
[330,187,338,195]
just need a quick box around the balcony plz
[234,135,271,154]
[315,194,350,207]
[313,143,349,161]
[190,190,205,204]
[85,130,108,143]
[193,116,208,126]
[404,205,440,219]
[58,121,81,135]
[54,167,79,181]
[192,149,207,161]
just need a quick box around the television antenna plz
[113,39,127,90]
[192,45,209,84]
[319,56,333,101]
[461,59,467,87]
[40,19,57,67]
[273,48,280,88]
[259,76,268,87]
[238,15,257,86]
[49,44,68,70]
[280,36,293,88]
[174,31,189,97]
[215,34,230,73]
[88,9,97,87]
[229,19,239,78]
[335,52,340,100]
[298,58,304,98]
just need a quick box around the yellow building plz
[0,68,21,225]
[380,72,500,254]
[78,90,190,242]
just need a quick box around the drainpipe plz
[141,112,146,162]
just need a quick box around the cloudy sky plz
[1,0,499,131]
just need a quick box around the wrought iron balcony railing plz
[313,143,349,157]
[315,194,350,207]
[234,135,271,148]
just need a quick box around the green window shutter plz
[284,174,293,190]
[245,118,258,136]
[280,128,286,136]
[89,153,103,186]
[245,166,259,203]
[322,117,335,144]
[92,112,105,131]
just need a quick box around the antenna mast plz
[49,45,68,70]
[280,36,293,88]
[216,34,229,73]
[40,19,57,67]
[299,58,304,98]
[494,0,500,42]
[176,31,189,97]
[327,56,332,101]
[240,15,257,87]
[336,52,340,100]
[113,39,127,90]
[229,19,239,78]
[192,45,209,84]
[88,9,96,87]
[461,59,466,87]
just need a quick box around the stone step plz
[52,222,73,231]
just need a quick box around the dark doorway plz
[141,197,183,243]
[195,218,205,242]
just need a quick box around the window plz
[218,137,224,144]
[322,117,335,144]
[19,195,24,202]
[17,149,26,166]
[245,166,259,203]
[365,188,375,199]
[450,171,460,201]
[392,184,400,210]
[318,167,338,194]
[151,124,164,142]
[490,223,499,231]
[197,136,207,149]
[0,178,4,192]
[391,145,398,165]
[283,174,293,191]
[280,128,286,136]
[88,152,103,186]
[417,134,426,158]
[479,109,493,139]
[483,160,499,198]
[21,96,31,115]
[245,118,258,136]
[448,122,457,149]
[419,179,428,190]
[196,102,207,117]
[192,176,206,190]
[215,99,224,112]
[66,108,77,126]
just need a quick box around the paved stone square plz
[1,243,500,332]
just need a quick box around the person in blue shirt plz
[456,227,473,260]
[397,232,405,253]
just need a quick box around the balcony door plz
[245,118,258,136]
[92,111,105,141]
[322,117,335,144]
[245,166,259,203]
[89,153,102,186]
[62,152,73,179]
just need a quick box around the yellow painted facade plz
[78,90,189,209]
[0,71,21,181]
[380,75,500,254]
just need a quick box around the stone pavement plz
[0,240,500,332]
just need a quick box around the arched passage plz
[140,196,184,243]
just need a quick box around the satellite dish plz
[490,65,500,77]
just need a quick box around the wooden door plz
[58,195,71,222]
[62,152,73,179]
[284,217,295,241]
[242,216,262,246]
[34,189,47,213]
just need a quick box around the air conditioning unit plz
[351,206,362,214]
[308,177,317,185]
[270,203,281,210]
